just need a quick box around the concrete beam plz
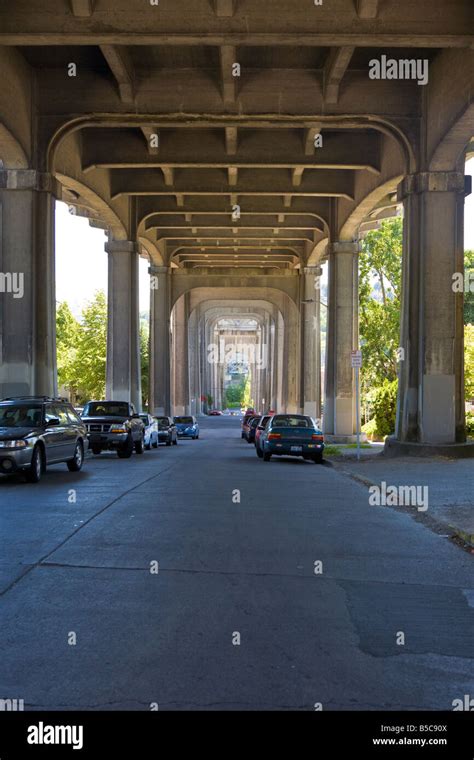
[304,125,322,156]
[111,168,354,199]
[225,126,238,155]
[220,45,237,105]
[137,194,330,219]
[162,167,174,186]
[213,0,235,17]
[356,0,379,19]
[228,167,238,186]
[70,0,94,17]
[100,45,135,104]
[140,126,159,155]
[292,167,305,187]
[324,47,355,105]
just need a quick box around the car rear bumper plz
[265,442,324,456]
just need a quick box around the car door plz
[59,403,79,459]
[43,403,65,462]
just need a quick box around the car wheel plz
[256,447,263,458]
[25,445,43,483]
[117,435,133,458]
[263,452,272,462]
[313,453,323,464]
[67,440,84,472]
[166,437,172,446]
[152,438,158,449]
[173,437,178,445]
[92,446,102,455]
[145,441,151,450]
[135,435,145,454]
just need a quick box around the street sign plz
[351,350,362,368]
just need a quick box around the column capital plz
[330,241,360,255]
[397,171,469,201]
[0,169,60,197]
[105,240,138,255]
[303,265,323,276]
[148,265,170,275]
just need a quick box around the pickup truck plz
[81,401,145,458]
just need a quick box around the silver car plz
[0,396,88,482]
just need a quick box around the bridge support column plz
[0,170,57,398]
[105,240,141,407]
[324,242,359,441]
[301,266,322,420]
[387,171,474,456]
[149,265,171,416]
[173,294,190,415]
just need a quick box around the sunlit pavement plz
[0,416,472,710]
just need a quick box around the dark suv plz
[0,396,88,482]
[81,401,145,458]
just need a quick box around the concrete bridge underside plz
[0,1,473,452]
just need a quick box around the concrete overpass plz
[0,0,473,451]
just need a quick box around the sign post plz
[351,350,362,461]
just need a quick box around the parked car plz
[254,415,272,457]
[241,411,258,438]
[173,415,200,439]
[155,416,178,446]
[81,401,144,458]
[0,396,88,482]
[139,413,159,450]
[259,414,324,463]
[208,410,222,416]
[245,416,260,444]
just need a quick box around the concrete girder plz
[2,1,472,47]
[55,172,128,241]
[0,122,28,168]
[100,45,135,104]
[80,127,381,174]
[110,168,355,199]
[323,47,355,105]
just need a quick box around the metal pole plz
[356,365,360,461]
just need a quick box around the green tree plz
[56,301,80,399]
[140,321,149,409]
[465,249,474,325]
[465,323,474,403]
[75,290,108,401]
[359,219,402,394]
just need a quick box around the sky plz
[55,157,474,319]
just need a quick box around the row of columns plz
[0,168,470,449]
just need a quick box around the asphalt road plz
[0,416,472,710]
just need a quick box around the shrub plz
[362,380,398,440]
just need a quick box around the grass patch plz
[323,445,343,457]
[344,443,373,449]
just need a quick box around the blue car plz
[259,414,324,463]
[173,415,200,439]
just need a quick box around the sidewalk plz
[327,446,474,550]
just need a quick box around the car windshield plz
[272,415,313,428]
[84,402,130,417]
[156,418,169,429]
[250,418,260,427]
[174,417,194,424]
[0,404,42,428]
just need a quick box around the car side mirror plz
[46,418,60,427]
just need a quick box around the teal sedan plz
[259,414,324,464]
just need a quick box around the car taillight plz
[268,432,281,440]
[312,434,324,441]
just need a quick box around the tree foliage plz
[465,249,474,325]
[359,219,402,400]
